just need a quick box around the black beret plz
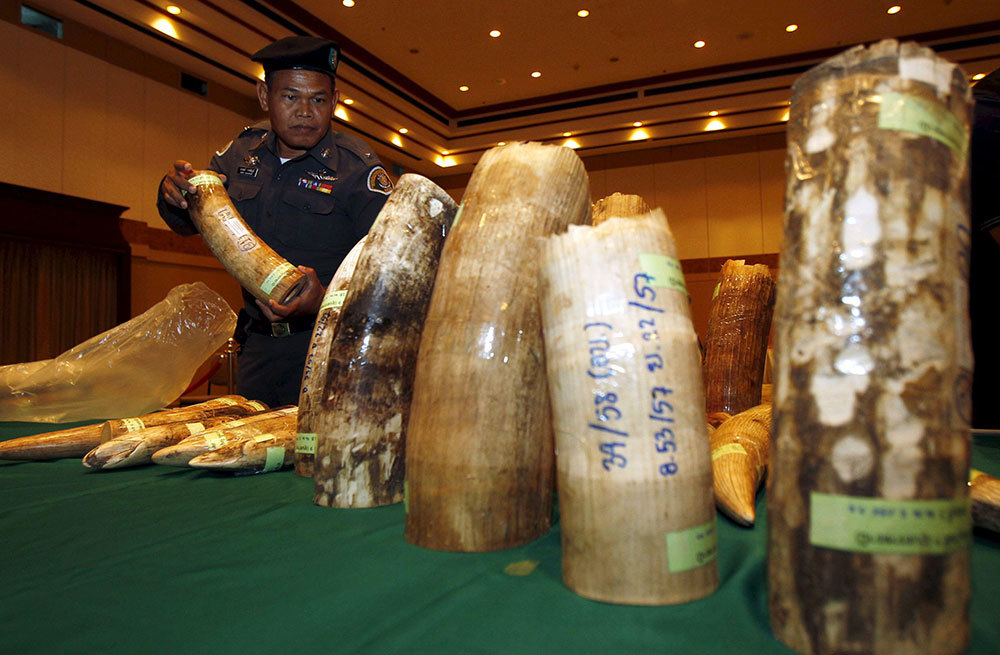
[252,36,339,77]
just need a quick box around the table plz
[2,421,998,654]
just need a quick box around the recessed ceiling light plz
[442,150,449,155]
[705,119,725,131]
[334,106,348,120]
[562,132,572,137]
[498,141,507,146]
[629,129,650,141]
[343,0,355,7]
[435,155,457,168]
[391,134,403,147]
[887,5,901,14]
[489,29,501,38]
[694,40,706,48]
[709,110,719,116]
[152,18,178,38]
[399,128,408,134]
[785,24,798,32]
[459,85,469,91]
[781,110,790,122]
[972,73,985,81]
[531,71,542,78]
[166,5,181,15]
[577,9,589,18]
[564,139,581,149]
[343,98,354,105]
[632,121,643,127]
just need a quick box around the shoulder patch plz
[367,166,394,195]
[215,140,233,157]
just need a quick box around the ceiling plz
[22,0,1000,176]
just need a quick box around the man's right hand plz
[160,161,226,210]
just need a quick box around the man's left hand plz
[255,266,325,321]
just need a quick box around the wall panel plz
[62,48,108,201]
[759,147,786,253]
[705,151,764,257]
[654,158,709,260]
[104,67,146,221]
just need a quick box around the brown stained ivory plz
[405,142,590,551]
[81,413,257,470]
[151,406,296,467]
[591,193,650,226]
[538,212,718,605]
[312,175,456,508]
[101,397,264,441]
[767,40,973,655]
[0,422,106,460]
[702,259,776,415]
[710,403,771,526]
[186,170,305,303]
[188,431,295,473]
[295,236,368,477]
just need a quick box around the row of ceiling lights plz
[454,5,908,91]
[154,3,991,168]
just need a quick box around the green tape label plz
[260,262,297,295]
[122,418,145,432]
[452,203,464,228]
[262,446,285,472]
[809,493,971,555]
[666,520,717,573]
[712,282,721,300]
[878,92,968,157]
[320,290,348,312]
[187,172,222,187]
[711,442,747,461]
[246,401,266,411]
[185,422,205,434]
[252,433,275,443]
[404,480,410,514]
[295,432,316,455]
[216,398,238,406]
[639,253,687,293]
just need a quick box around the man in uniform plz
[157,36,392,406]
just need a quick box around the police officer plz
[157,36,392,406]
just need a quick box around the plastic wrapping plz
[590,192,650,226]
[312,174,456,508]
[405,142,591,551]
[767,40,972,654]
[0,282,236,423]
[538,211,717,605]
[702,259,775,415]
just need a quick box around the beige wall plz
[439,135,788,261]
[0,19,252,231]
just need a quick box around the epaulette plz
[239,120,270,139]
[334,132,380,165]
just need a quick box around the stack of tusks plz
[0,395,251,461]
[153,406,298,471]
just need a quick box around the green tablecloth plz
[2,422,998,655]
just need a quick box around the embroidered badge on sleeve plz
[367,166,394,195]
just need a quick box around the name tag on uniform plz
[238,166,258,178]
[298,177,333,194]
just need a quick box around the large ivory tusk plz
[186,170,306,303]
